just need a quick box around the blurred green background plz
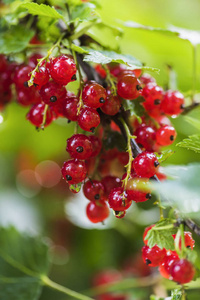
[0,0,200,299]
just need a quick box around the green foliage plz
[70,2,99,22]
[156,150,175,164]
[21,3,64,19]
[177,134,200,153]
[153,164,200,218]
[0,227,49,300]
[145,219,177,250]
[171,288,182,300]
[0,25,34,54]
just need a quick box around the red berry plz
[117,152,129,166]
[133,151,159,178]
[78,107,100,132]
[126,177,151,203]
[101,88,121,116]
[88,135,102,157]
[61,159,87,184]
[101,176,121,198]
[142,83,163,118]
[26,103,53,127]
[140,73,156,85]
[13,65,32,89]
[117,74,142,100]
[143,225,155,245]
[49,55,77,86]
[0,54,7,72]
[142,245,166,267]
[172,231,195,250]
[156,125,177,146]
[159,252,179,279]
[33,61,50,89]
[66,134,93,159]
[133,69,142,77]
[170,259,195,284]
[108,187,132,211]
[62,96,79,121]
[82,81,107,109]
[17,88,42,106]
[83,180,105,201]
[95,64,107,78]
[109,63,126,77]
[135,125,156,151]
[161,90,184,116]
[86,200,109,223]
[28,53,43,68]
[39,81,67,106]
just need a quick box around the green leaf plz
[21,3,64,19]
[0,25,34,54]
[171,288,182,300]
[152,163,200,217]
[0,227,49,300]
[123,97,145,122]
[156,150,175,164]
[70,2,98,22]
[145,219,177,250]
[177,134,200,153]
[0,277,42,300]
[62,40,89,54]
[150,296,165,300]
[69,183,82,193]
[184,115,200,131]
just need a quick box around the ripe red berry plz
[143,225,155,245]
[161,90,184,116]
[0,54,7,72]
[117,74,142,100]
[142,245,166,267]
[101,88,121,116]
[94,64,107,78]
[33,61,50,89]
[26,103,53,127]
[78,107,100,132]
[133,151,159,178]
[108,187,132,211]
[101,176,121,198]
[82,81,107,108]
[62,96,79,121]
[126,177,151,203]
[135,125,156,151]
[159,252,179,279]
[39,81,67,106]
[88,135,102,157]
[49,55,77,85]
[86,200,109,223]
[13,65,32,89]
[17,88,42,106]
[109,63,126,77]
[156,125,177,146]
[140,73,156,85]
[28,53,43,68]
[61,159,87,184]
[142,83,163,118]
[83,180,105,201]
[172,231,195,250]
[66,134,93,160]
[170,259,195,284]
[117,152,129,166]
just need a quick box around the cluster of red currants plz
[143,226,195,284]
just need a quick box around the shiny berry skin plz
[82,81,107,108]
[172,231,195,250]
[101,88,121,115]
[13,65,32,89]
[135,125,156,151]
[114,210,126,219]
[170,259,195,284]
[133,151,159,178]
[133,69,142,77]
[86,200,109,223]
[159,252,179,279]
[140,73,156,85]
[142,245,166,267]
[17,88,42,106]
[117,74,142,100]
[66,134,93,159]
[108,187,132,211]
[109,63,126,77]
[142,83,163,118]
[28,53,43,68]
[49,55,77,86]
[117,152,129,166]
[101,176,121,198]
[161,90,184,116]
[94,64,107,78]
[126,177,151,203]
[33,61,50,89]
[88,135,102,157]
[61,159,87,184]
[62,96,79,121]
[143,225,155,245]
[26,103,53,127]
[39,81,67,106]
[0,54,7,72]
[156,125,177,146]
[83,180,105,201]
[78,107,100,132]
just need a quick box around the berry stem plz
[175,228,182,257]
[120,117,135,192]
[41,104,49,130]
[41,275,94,300]
[102,65,117,95]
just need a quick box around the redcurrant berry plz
[172,231,195,250]
[142,245,166,267]
[61,159,87,184]
[101,88,121,116]
[39,81,67,106]
[156,125,177,146]
[101,176,121,198]
[83,180,105,201]
[82,81,107,109]
[108,187,132,211]
[62,96,79,121]
[133,151,159,178]
[117,74,142,100]
[88,135,102,157]
[135,125,156,151]
[159,252,179,279]
[78,107,100,132]
[86,200,109,223]
[161,90,184,116]
[26,103,53,127]
[66,134,93,160]
[170,259,195,284]
[126,177,151,203]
